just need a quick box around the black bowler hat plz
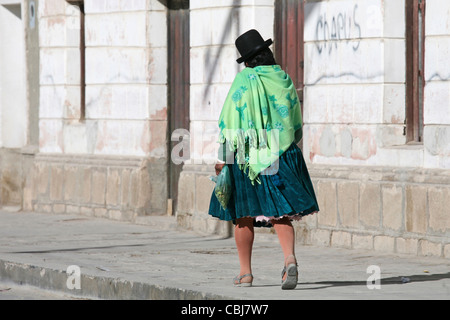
[235,29,273,64]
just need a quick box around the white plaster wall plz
[0,3,27,148]
[423,0,450,168]
[39,0,81,153]
[0,10,2,148]
[302,0,422,167]
[38,0,168,157]
[303,0,450,170]
[189,0,274,164]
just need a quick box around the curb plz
[0,259,234,300]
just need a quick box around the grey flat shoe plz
[281,258,298,290]
[233,273,253,287]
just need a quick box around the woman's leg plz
[234,217,254,283]
[272,217,297,275]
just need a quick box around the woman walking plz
[208,29,319,290]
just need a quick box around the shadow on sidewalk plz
[252,272,450,290]
[8,243,148,254]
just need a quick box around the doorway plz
[274,0,305,146]
[167,0,190,215]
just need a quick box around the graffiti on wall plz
[314,4,361,54]
[305,1,384,85]
[305,1,385,163]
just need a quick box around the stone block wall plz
[176,164,230,236]
[302,165,450,259]
[23,153,167,220]
[178,162,450,259]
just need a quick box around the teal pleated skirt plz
[208,143,319,227]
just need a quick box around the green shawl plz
[218,65,303,184]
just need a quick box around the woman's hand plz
[215,162,225,175]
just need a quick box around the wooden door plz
[275,0,304,103]
[274,0,305,146]
[405,0,425,143]
[168,0,190,214]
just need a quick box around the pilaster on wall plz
[0,0,40,208]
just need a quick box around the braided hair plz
[244,48,277,68]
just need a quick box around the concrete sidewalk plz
[0,210,449,300]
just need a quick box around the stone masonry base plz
[18,152,168,221]
[176,164,450,259]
